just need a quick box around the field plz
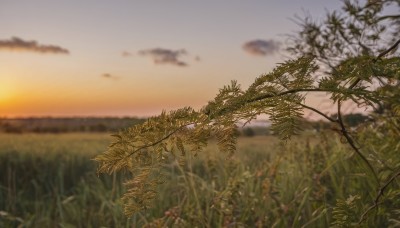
[0,132,395,227]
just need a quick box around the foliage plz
[331,195,361,227]
[95,0,400,225]
[1,131,399,226]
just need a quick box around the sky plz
[0,0,344,118]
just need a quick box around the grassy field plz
[0,132,395,227]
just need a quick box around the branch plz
[211,88,332,117]
[358,169,400,224]
[297,102,337,123]
[124,123,194,160]
[348,77,362,90]
[377,14,400,22]
[375,38,400,60]
[249,88,328,103]
[350,38,400,90]
[337,100,379,183]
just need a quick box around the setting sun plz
[0,84,13,105]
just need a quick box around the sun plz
[0,85,14,105]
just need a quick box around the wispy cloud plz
[121,51,132,57]
[0,37,69,54]
[138,48,188,67]
[101,73,119,80]
[242,39,280,56]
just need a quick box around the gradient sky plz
[0,1,344,117]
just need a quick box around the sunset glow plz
[0,88,11,105]
[0,1,352,117]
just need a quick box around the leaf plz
[175,137,185,156]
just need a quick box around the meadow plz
[0,131,396,227]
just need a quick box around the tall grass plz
[0,133,129,227]
[0,132,395,227]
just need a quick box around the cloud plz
[101,73,119,80]
[0,37,69,54]
[121,51,132,57]
[138,48,188,67]
[242,39,280,56]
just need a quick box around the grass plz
[0,132,397,227]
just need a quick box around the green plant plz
[95,0,400,225]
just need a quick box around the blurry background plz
[0,0,343,118]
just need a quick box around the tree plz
[95,0,400,224]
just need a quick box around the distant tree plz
[331,113,369,127]
[95,0,400,224]
[3,123,23,134]
[242,127,255,137]
[344,113,368,127]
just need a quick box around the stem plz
[124,122,194,160]
[359,169,400,224]
[297,102,337,123]
[212,88,332,117]
[375,38,400,60]
[249,88,329,103]
[337,100,379,183]
[377,14,400,22]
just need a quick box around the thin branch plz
[249,88,329,103]
[358,169,400,224]
[213,85,377,118]
[377,14,400,22]
[349,78,362,90]
[337,100,379,183]
[210,88,331,117]
[297,102,337,123]
[250,87,374,105]
[124,123,194,160]
[349,38,400,90]
[375,38,400,60]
